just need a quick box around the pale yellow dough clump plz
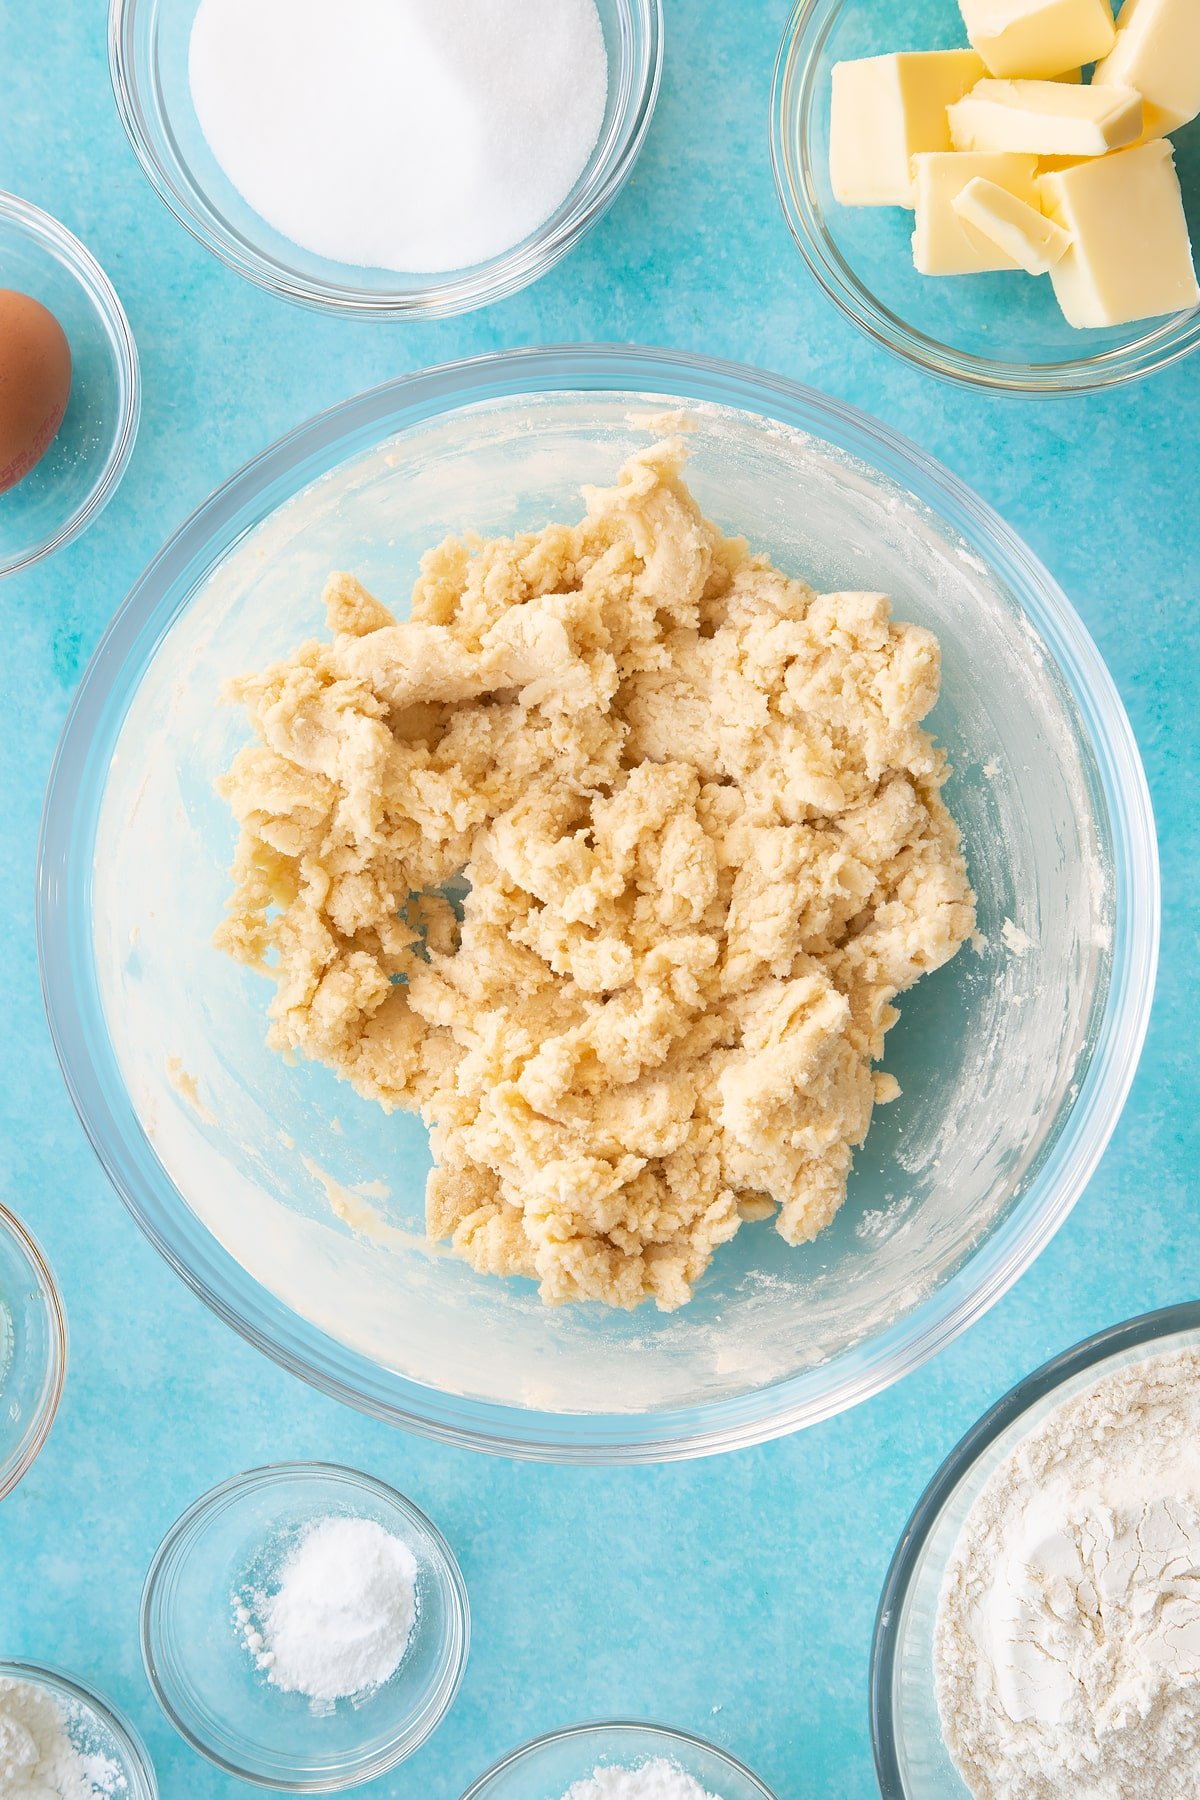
[216,440,975,1310]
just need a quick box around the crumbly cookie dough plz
[216,439,975,1310]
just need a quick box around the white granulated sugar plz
[237,1514,418,1702]
[563,1759,724,1800]
[934,1347,1200,1799]
[0,1678,125,1798]
[189,0,609,274]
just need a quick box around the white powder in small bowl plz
[236,1514,418,1703]
[563,1759,724,1800]
[0,1678,126,1799]
[188,0,609,275]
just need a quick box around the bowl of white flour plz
[871,1300,1200,1798]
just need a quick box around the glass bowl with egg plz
[771,0,1200,393]
[0,192,140,577]
[870,1299,1200,1797]
[37,344,1157,1462]
[0,1202,67,1500]
[462,1721,779,1799]
[108,0,663,318]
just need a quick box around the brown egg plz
[0,289,73,495]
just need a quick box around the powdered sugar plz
[935,1346,1200,1798]
[189,0,609,274]
[0,1677,126,1798]
[563,1759,724,1799]
[236,1514,418,1702]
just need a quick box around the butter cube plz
[952,176,1072,271]
[1093,0,1200,132]
[957,0,1115,77]
[949,78,1142,155]
[912,152,1040,273]
[830,51,987,206]
[1039,139,1200,325]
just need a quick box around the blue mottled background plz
[2,3,1197,1797]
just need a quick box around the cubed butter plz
[949,78,1142,155]
[952,176,1072,272]
[956,0,1115,77]
[830,50,987,206]
[1039,138,1200,325]
[1093,0,1200,132]
[912,152,1040,273]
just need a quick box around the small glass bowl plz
[0,192,140,576]
[141,1461,469,1790]
[871,1300,1200,1797]
[108,0,663,318]
[461,1721,779,1799]
[771,0,1200,393]
[0,1202,67,1500]
[0,1661,157,1798]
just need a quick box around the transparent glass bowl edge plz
[0,1200,68,1499]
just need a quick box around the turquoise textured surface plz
[2,5,1197,1798]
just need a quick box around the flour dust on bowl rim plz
[871,1301,1200,1797]
[0,1202,67,1500]
[108,0,663,318]
[459,1719,779,1799]
[36,345,1157,1463]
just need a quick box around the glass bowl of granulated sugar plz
[139,1461,469,1789]
[463,1721,780,1800]
[872,1300,1200,1799]
[109,0,662,316]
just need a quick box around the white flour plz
[236,1513,418,1702]
[0,1678,125,1798]
[935,1346,1200,1798]
[563,1759,723,1799]
[189,0,608,274]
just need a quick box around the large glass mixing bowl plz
[37,347,1157,1462]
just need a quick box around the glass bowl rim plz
[0,1200,68,1502]
[869,1299,1200,1797]
[769,0,1200,395]
[107,0,665,319]
[0,190,141,577]
[0,1658,159,1798]
[36,342,1159,1463]
[458,1717,780,1799]
[139,1459,471,1791]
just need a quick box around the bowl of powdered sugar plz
[139,1461,468,1789]
[108,0,662,316]
[872,1300,1200,1799]
[462,1720,780,1800]
[0,1663,157,1800]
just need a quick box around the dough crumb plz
[215,439,975,1310]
